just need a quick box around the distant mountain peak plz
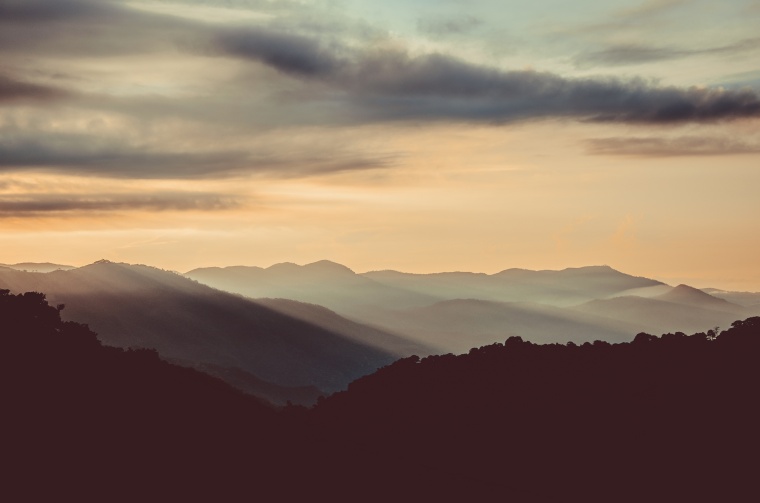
[304,260,355,274]
[669,284,718,298]
[0,262,75,273]
[656,284,739,310]
[266,262,301,272]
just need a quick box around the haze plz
[1,0,759,290]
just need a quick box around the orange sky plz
[1,1,759,290]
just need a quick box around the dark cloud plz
[1,0,758,142]
[0,74,70,103]
[0,192,242,216]
[216,28,346,78]
[0,0,202,57]
[208,28,760,124]
[574,38,760,67]
[0,131,393,179]
[585,136,760,157]
[288,48,760,124]
[0,134,251,178]
[0,0,112,23]
[574,45,689,66]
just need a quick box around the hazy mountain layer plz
[572,294,752,335]
[703,288,760,308]
[0,261,408,395]
[364,264,665,306]
[186,261,752,351]
[188,263,667,313]
[0,262,75,273]
[354,299,641,353]
[186,260,439,315]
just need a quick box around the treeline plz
[2,290,759,500]
[307,318,760,499]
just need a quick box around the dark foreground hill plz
[4,290,760,500]
[0,290,281,500]
[307,319,760,499]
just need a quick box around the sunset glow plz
[1,0,759,289]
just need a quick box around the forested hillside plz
[4,289,759,500]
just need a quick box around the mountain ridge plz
[0,262,409,398]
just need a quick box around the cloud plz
[215,27,346,78]
[574,38,760,67]
[0,0,202,57]
[0,192,243,217]
[0,0,110,22]
[0,74,70,103]
[2,0,758,127]
[0,130,393,179]
[585,135,760,157]
[210,30,760,124]
[565,0,692,35]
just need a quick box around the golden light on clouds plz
[0,0,758,289]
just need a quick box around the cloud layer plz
[0,0,758,185]
[0,192,242,217]
[586,136,760,157]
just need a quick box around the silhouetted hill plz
[167,358,323,406]
[0,290,281,500]
[306,317,760,499]
[6,289,760,500]
[0,261,404,396]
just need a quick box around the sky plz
[1,0,759,290]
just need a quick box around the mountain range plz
[0,261,423,404]
[7,287,759,500]
[3,259,757,404]
[187,261,759,353]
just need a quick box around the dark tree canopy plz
[2,289,759,501]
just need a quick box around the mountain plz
[365,265,666,306]
[655,284,748,314]
[353,298,641,353]
[0,261,408,397]
[7,286,760,500]
[190,262,666,314]
[167,358,323,406]
[188,261,743,349]
[572,295,745,335]
[188,262,670,351]
[309,317,760,500]
[0,262,75,273]
[186,260,438,316]
[1,289,280,500]
[703,288,760,309]
[254,297,433,357]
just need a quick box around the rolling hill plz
[187,261,750,350]
[0,261,417,399]
[186,260,438,316]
